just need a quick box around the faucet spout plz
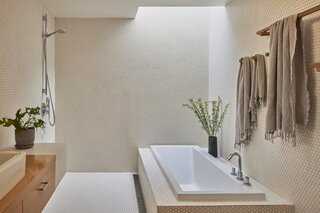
[227,152,244,181]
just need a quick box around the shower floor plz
[43,172,139,213]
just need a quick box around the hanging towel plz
[255,55,267,107]
[249,58,257,128]
[235,57,253,149]
[265,15,309,144]
[249,54,267,127]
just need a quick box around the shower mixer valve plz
[41,97,50,117]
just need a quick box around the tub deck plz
[138,148,294,213]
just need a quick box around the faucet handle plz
[231,167,237,176]
[236,171,244,181]
[243,176,251,186]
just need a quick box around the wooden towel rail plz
[251,53,269,61]
[238,53,269,63]
[257,4,320,36]
[310,62,320,71]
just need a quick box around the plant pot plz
[208,136,218,157]
[15,128,35,149]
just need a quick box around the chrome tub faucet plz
[227,152,244,181]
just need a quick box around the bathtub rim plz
[150,145,266,201]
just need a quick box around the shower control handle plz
[41,97,50,117]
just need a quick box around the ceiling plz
[41,0,231,18]
[139,0,230,7]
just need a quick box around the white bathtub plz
[151,145,266,201]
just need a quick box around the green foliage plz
[183,98,230,137]
[0,107,45,131]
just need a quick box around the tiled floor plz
[43,173,139,213]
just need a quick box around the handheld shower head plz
[42,14,65,127]
[45,29,66,38]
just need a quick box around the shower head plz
[45,29,66,38]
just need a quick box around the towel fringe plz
[265,128,297,146]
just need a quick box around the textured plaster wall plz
[56,7,209,172]
[210,1,320,212]
[0,0,55,147]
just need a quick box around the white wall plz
[0,0,55,147]
[210,1,320,212]
[56,7,209,172]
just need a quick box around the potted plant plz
[0,107,45,149]
[183,97,230,157]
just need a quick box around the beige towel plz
[249,59,257,127]
[255,55,267,107]
[235,57,252,149]
[265,15,309,144]
[250,54,267,127]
